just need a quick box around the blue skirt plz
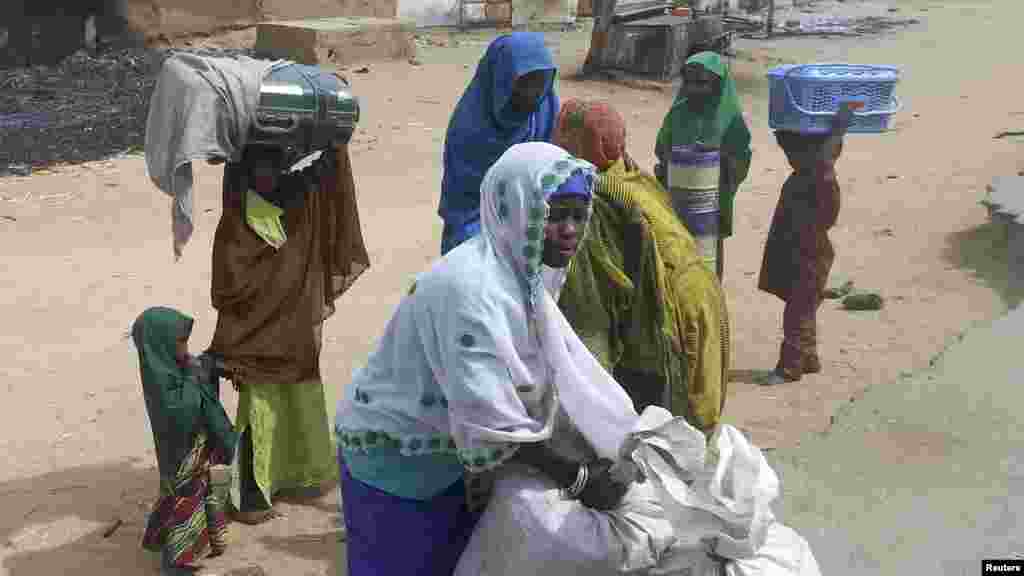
[339,458,482,576]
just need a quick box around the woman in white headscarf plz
[336,142,821,576]
[337,142,636,575]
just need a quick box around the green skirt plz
[231,378,338,509]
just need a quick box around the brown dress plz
[757,158,840,379]
[209,145,370,384]
[208,145,370,508]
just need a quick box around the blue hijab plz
[439,32,559,254]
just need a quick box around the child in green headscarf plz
[132,307,238,576]
[655,51,752,280]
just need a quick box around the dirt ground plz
[1,0,1022,574]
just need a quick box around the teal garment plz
[132,307,238,479]
[656,52,752,238]
[342,446,465,501]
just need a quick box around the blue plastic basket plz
[768,63,901,134]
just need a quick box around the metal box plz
[598,14,730,80]
[248,63,360,164]
[601,14,690,80]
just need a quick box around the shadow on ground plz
[256,488,345,575]
[0,458,162,575]
[260,531,344,575]
[0,460,344,575]
[943,221,1023,310]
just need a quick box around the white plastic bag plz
[621,408,779,560]
[455,407,821,576]
[453,463,715,576]
[621,408,820,576]
[725,523,822,576]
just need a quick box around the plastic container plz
[669,146,719,271]
[767,63,901,134]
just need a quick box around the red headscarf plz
[553,99,627,171]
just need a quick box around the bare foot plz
[227,502,282,525]
[275,481,336,502]
[802,354,823,374]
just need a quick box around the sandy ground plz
[1,0,1022,573]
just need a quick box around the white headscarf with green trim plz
[480,142,594,312]
[478,142,640,459]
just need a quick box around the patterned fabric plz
[132,308,237,481]
[655,52,752,238]
[337,144,598,494]
[340,445,465,501]
[560,159,730,433]
[338,426,522,475]
[142,432,229,568]
[553,99,729,432]
[338,429,457,456]
[459,142,639,462]
[502,153,596,311]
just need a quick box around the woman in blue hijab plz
[438,32,560,255]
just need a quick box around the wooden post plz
[583,0,616,74]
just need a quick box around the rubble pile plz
[0,46,255,175]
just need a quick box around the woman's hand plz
[832,101,855,135]
[579,459,632,511]
[823,102,854,163]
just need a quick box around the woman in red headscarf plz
[554,98,731,435]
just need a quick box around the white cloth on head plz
[335,142,604,471]
[144,53,285,259]
[475,142,637,461]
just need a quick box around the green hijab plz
[656,52,752,237]
[658,52,750,150]
[132,307,237,479]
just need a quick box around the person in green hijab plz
[655,51,752,280]
[132,307,238,576]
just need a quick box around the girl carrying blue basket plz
[758,104,853,385]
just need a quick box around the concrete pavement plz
[767,305,1024,574]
